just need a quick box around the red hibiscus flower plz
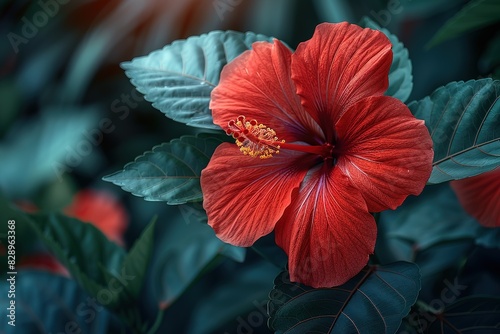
[201,22,433,287]
[18,254,70,277]
[451,168,500,228]
[64,189,129,245]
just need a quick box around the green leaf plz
[409,79,500,184]
[25,211,155,332]
[152,206,245,308]
[187,260,280,334]
[26,212,127,308]
[0,196,37,263]
[103,135,224,204]
[378,184,479,252]
[427,0,500,48]
[414,296,500,333]
[268,262,420,334]
[359,16,413,102]
[27,213,126,281]
[121,217,157,298]
[0,108,98,197]
[376,183,483,288]
[0,270,112,334]
[122,31,275,129]
[476,226,500,248]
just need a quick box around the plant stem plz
[146,308,165,334]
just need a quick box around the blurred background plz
[1,0,498,333]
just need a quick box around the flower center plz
[226,116,284,159]
[226,115,335,159]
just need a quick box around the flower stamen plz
[226,115,338,159]
[226,116,284,159]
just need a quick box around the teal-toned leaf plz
[428,0,500,48]
[476,226,500,248]
[0,108,98,197]
[409,79,500,184]
[187,260,280,334]
[121,217,157,298]
[414,242,474,297]
[457,247,500,299]
[25,211,154,330]
[0,196,37,265]
[268,262,420,334]
[0,270,112,334]
[413,296,500,333]
[122,31,275,129]
[378,184,479,252]
[27,213,126,278]
[151,206,245,308]
[26,213,126,308]
[360,16,413,102]
[18,36,74,100]
[103,135,224,204]
[178,202,245,263]
[377,184,480,285]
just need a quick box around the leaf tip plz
[102,171,121,184]
[120,61,133,70]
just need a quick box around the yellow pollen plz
[226,115,284,159]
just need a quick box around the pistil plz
[226,116,335,160]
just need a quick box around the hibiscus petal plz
[291,22,392,141]
[201,143,311,247]
[64,189,128,245]
[336,96,434,212]
[210,39,324,143]
[275,164,376,288]
[451,168,500,228]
